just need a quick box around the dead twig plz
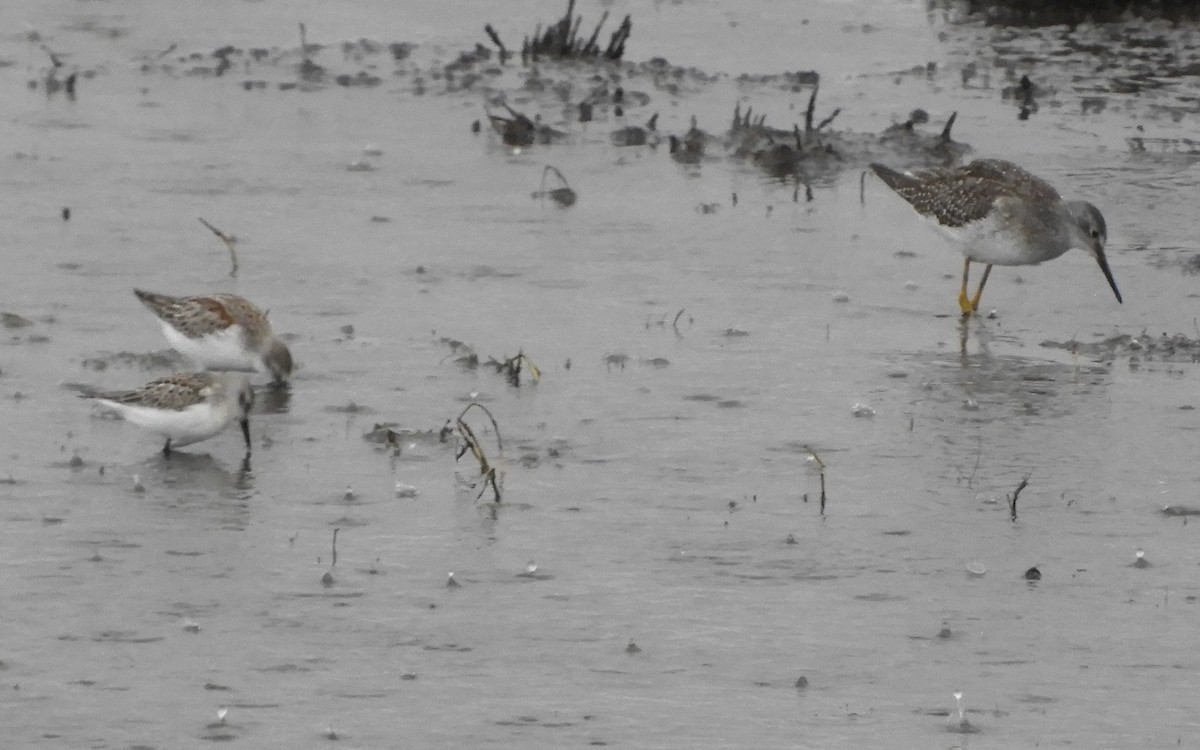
[512,0,631,63]
[486,349,541,387]
[966,434,982,489]
[297,22,323,82]
[1009,473,1030,522]
[582,10,608,55]
[198,217,239,277]
[440,337,539,386]
[940,111,958,142]
[804,83,819,134]
[484,24,509,60]
[814,108,841,132]
[804,445,828,514]
[40,43,63,68]
[455,402,504,502]
[533,164,577,207]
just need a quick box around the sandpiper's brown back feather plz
[91,373,214,411]
[134,288,266,341]
[209,294,270,339]
[870,159,1062,229]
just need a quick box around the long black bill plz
[240,417,252,453]
[1095,250,1122,304]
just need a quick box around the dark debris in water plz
[363,422,444,444]
[1178,253,1200,275]
[1128,136,1200,157]
[602,352,630,370]
[101,2,1047,178]
[485,351,540,386]
[532,165,576,207]
[435,337,541,386]
[200,731,238,742]
[487,103,567,146]
[81,349,187,371]
[611,112,658,146]
[127,5,972,185]
[91,630,165,644]
[1041,331,1200,363]
[730,93,969,184]
[486,0,632,64]
[936,0,1200,26]
[1,311,35,328]
[933,5,1200,128]
[138,31,424,93]
[362,422,452,450]
[325,401,373,414]
[947,718,981,734]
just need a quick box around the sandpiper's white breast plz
[161,320,258,373]
[99,399,234,447]
[932,198,1070,267]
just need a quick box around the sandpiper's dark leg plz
[240,417,252,455]
[162,439,173,457]
[958,258,975,316]
[969,264,994,312]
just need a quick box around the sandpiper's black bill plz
[240,417,252,453]
[1096,251,1122,304]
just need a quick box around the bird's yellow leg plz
[958,258,975,316]
[968,264,993,313]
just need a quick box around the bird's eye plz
[1090,229,1101,238]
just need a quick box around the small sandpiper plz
[870,159,1122,315]
[134,289,293,384]
[84,372,254,456]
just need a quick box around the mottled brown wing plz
[103,374,213,410]
[960,159,1062,206]
[875,159,1061,229]
[886,170,1004,228]
[211,294,270,334]
[135,289,237,337]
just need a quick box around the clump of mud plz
[1041,331,1200,363]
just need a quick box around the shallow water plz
[3,1,1200,747]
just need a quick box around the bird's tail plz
[133,288,177,315]
[868,163,919,191]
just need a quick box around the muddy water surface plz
[3,1,1200,747]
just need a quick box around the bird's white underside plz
[95,399,232,448]
[161,321,259,373]
[924,198,1079,267]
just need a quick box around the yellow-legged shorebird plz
[870,159,1122,316]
